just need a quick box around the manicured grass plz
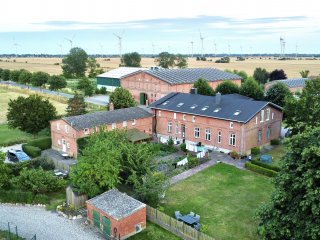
[129,221,181,240]
[267,145,286,166]
[160,164,274,240]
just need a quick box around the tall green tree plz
[193,78,215,96]
[31,71,50,87]
[7,95,57,135]
[77,77,94,96]
[66,93,87,116]
[253,67,270,84]
[155,52,176,68]
[0,152,12,189]
[265,82,292,107]
[1,69,10,80]
[87,57,103,78]
[48,75,67,91]
[258,127,320,240]
[10,70,21,82]
[269,69,287,81]
[18,70,32,84]
[121,52,141,67]
[62,47,88,78]
[215,80,240,95]
[299,70,310,78]
[284,78,320,135]
[239,77,264,100]
[109,87,136,109]
[175,54,188,68]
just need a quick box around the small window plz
[135,224,142,233]
[194,127,200,138]
[214,108,221,113]
[266,108,270,121]
[167,122,172,133]
[267,127,271,139]
[112,123,116,130]
[162,101,169,106]
[132,119,136,126]
[260,110,264,122]
[256,117,258,124]
[174,113,177,119]
[234,110,241,116]
[65,125,69,133]
[183,114,186,120]
[190,104,198,109]
[66,142,70,149]
[258,130,262,143]
[175,124,179,134]
[218,131,222,143]
[229,133,236,146]
[272,112,274,119]
[192,116,196,123]
[123,121,127,127]
[205,129,211,141]
[230,122,234,128]
[158,110,161,117]
[58,139,61,145]
[201,106,209,111]
[84,128,89,135]
[177,103,184,107]
[57,122,60,130]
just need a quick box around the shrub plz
[0,190,34,204]
[251,147,261,155]
[100,87,107,94]
[32,156,55,170]
[188,154,199,168]
[245,162,278,177]
[251,160,281,172]
[180,143,187,152]
[28,137,52,150]
[167,138,174,147]
[33,194,50,204]
[270,139,280,145]
[22,144,41,158]
[8,161,32,176]
[230,150,240,159]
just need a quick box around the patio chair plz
[194,214,200,222]
[194,223,201,231]
[175,211,182,220]
[188,211,195,217]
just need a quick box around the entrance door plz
[62,139,66,152]
[102,216,111,238]
[181,124,186,138]
[93,210,100,228]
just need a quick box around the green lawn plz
[0,124,35,146]
[160,164,274,240]
[129,221,181,240]
[0,230,25,240]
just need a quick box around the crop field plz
[1,57,320,78]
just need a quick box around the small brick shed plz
[86,189,146,239]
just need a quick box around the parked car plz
[7,149,31,162]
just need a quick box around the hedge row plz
[22,144,41,158]
[28,137,52,150]
[0,190,49,204]
[251,159,281,172]
[245,162,278,177]
[251,147,261,155]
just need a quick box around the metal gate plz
[102,216,111,238]
[93,210,100,228]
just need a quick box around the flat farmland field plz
[1,57,320,78]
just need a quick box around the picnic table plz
[180,215,198,225]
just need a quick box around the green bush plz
[188,154,199,169]
[251,160,281,172]
[77,137,89,153]
[0,190,34,204]
[270,139,280,145]
[32,156,55,170]
[28,137,51,150]
[33,194,50,204]
[180,143,187,152]
[8,161,32,176]
[100,87,107,94]
[167,138,174,147]
[251,147,261,155]
[22,144,41,158]
[245,162,277,177]
[230,150,240,159]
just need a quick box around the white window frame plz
[174,113,177,119]
[183,114,186,120]
[65,125,69,133]
[84,128,89,135]
[205,129,211,141]
[272,112,274,120]
[132,119,136,126]
[167,122,172,133]
[256,117,258,124]
[194,127,200,138]
[258,130,262,143]
[230,122,234,128]
[66,142,70,149]
[229,133,236,146]
[175,124,179,134]
[123,121,127,127]
[266,108,270,121]
[158,110,161,117]
[112,123,116,130]
[192,116,196,123]
[58,139,61,145]
[260,110,264,122]
[218,131,222,143]
[267,127,271,139]
[57,122,60,130]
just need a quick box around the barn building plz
[86,189,146,239]
[264,78,310,93]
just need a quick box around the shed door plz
[93,210,100,228]
[102,216,111,237]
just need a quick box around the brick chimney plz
[215,92,221,105]
[109,102,114,111]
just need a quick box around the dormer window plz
[84,128,89,135]
[234,110,241,116]
[201,106,209,111]
[192,116,196,122]
[190,104,198,109]
[214,108,221,113]
[123,121,127,127]
[162,101,169,106]
[177,103,184,107]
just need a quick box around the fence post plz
[7,222,11,240]
[15,225,18,238]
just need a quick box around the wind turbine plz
[152,43,156,57]
[57,44,63,58]
[113,30,125,59]
[280,36,286,58]
[12,38,20,57]
[65,34,76,49]
[190,41,194,57]
[99,43,104,57]
[228,43,231,56]
[199,31,205,57]
[295,43,298,59]
[213,41,217,58]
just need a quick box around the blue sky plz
[1,0,319,54]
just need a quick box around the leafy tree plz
[269,69,287,81]
[155,52,175,68]
[265,82,292,107]
[284,78,320,135]
[70,131,124,197]
[87,57,103,78]
[193,78,215,96]
[0,68,3,78]
[18,70,32,84]
[62,47,88,78]
[7,95,57,135]
[77,77,94,96]
[215,80,240,95]
[31,71,50,87]
[215,57,230,63]
[299,70,310,78]
[239,77,264,100]
[253,68,270,84]
[121,52,141,67]
[13,167,65,194]
[10,70,21,82]
[1,69,10,80]
[48,75,67,91]
[0,152,12,189]
[109,87,136,109]
[225,69,248,82]
[175,54,188,68]
[66,93,87,116]
[257,127,320,240]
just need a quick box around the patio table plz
[180,215,198,225]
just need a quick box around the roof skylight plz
[177,103,184,107]
[190,104,198,109]
[214,108,221,113]
[201,106,209,111]
[234,110,241,116]
[162,101,169,106]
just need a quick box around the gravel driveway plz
[0,205,104,240]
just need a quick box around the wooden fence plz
[66,186,88,208]
[146,206,214,240]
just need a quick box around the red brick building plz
[50,107,153,158]
[121,68,241,105]
[149,92,283,155]
[86,189,146,239]
[264,78,309,93]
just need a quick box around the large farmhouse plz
[121,68,241,105]
[50,107,153,158]
[149,92,283,155]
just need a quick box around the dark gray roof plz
[149,93,282,123]
[87,189,146,221]
[272,78,309,88]
[144,68,241,85]
[63,107,152,130]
